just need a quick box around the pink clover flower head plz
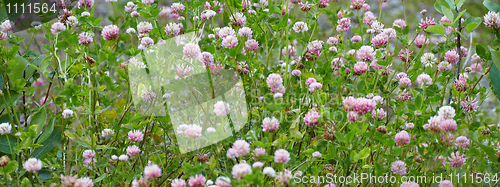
[391,160,406,175]
[394,130,410,145]
[102,25,119,40]
[274,149,291,163]
[23,158,43,172]
[144,164,162,179]
[262,117,280,133]
[231,163,252,179]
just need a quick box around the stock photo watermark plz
[293,173,500,185]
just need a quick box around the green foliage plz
[483,0,500,12]
[0,134,17,154]
[32,126,62,159]
[425,25,446,35]
[489,61,500,102]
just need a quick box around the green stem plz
[378,2,383,21]
[372,72,380,93]
[34,172,43,184]
[402,0,407,24]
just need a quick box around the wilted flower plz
[61,175,77,187]
[453,75,468,92]
[318,0,330,8]
[350,0,364,10]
